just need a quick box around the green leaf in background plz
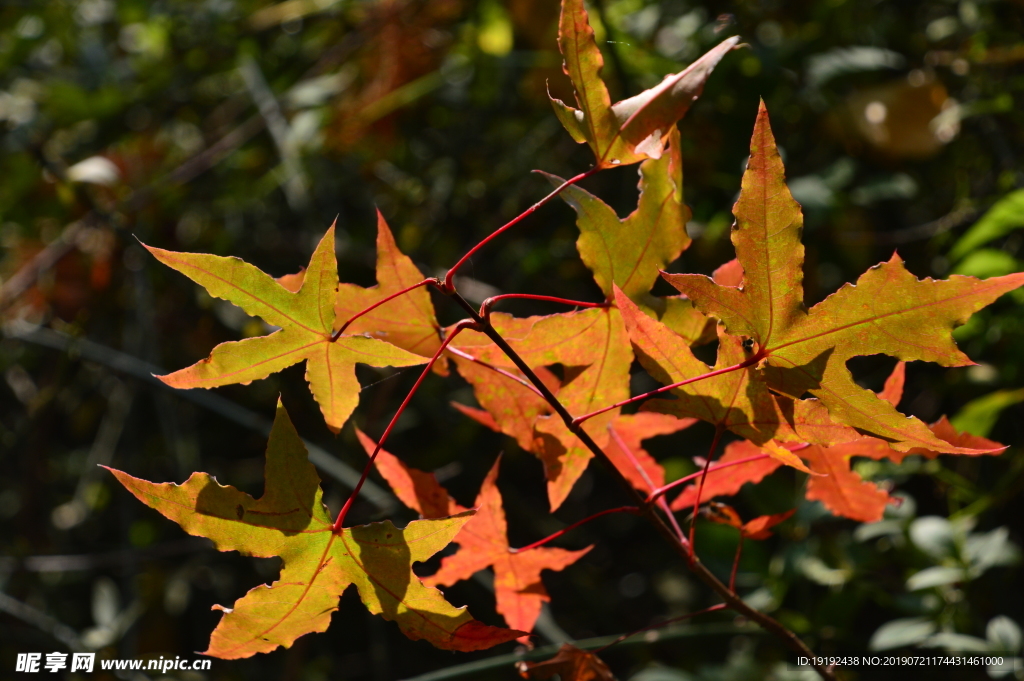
[951,388,1024,437]
[868,617,938,651]
[949,189,1024,263]
[953,249,1020,279]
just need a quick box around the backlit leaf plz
[335,211,443,359]
[545,127,690,301]
[617,288,860,449]
[518,643,616,680]
[552,0,738,167]
[423,457,591,637]
[452,307,632,510]
[106,402,521,658]
[148,226,427,432]
[663,102,1024,452]
[670,440,783,511]
[606,412,695,492]
[355,428,466,519]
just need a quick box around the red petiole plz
[571,353,764,428]
[443,167,600,292]
[509,506,641,553]
[729,535,744,592]
[332,319,476,530]
[479,294,606,322]
[689,426,724,558]
[646,453,771,503]
[593,603,729,653]
[331,278,437,341]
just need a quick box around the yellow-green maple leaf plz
[146,225,426,432]
[105,401,522,658]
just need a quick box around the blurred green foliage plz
[0,0,1022,679]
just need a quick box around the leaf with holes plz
[105,402,521,658]
[553,0,738,168]
[147,225,427,432]
[663,102,1024,452]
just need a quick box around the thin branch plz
[398,622,759,681]
[333,320,476,530]
[510,507,640,553]
[332,278,436,341]
[0,538,208,573]
[440,289,835,681]
[3,321,398,514]
[0,592,83,651]
[443,167,600,291]
[571,355,762,427]
[593,603,728,653]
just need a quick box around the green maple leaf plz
[552,0,738,168]
[105,401,523,659]
[663,102,1024,452]
[146,225,426,433]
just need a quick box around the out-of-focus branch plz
[0,592,83,651]
[2,321,398,515]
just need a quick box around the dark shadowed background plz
[1,0,1023,679]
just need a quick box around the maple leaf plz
[449,357,560,453]
[703,502,795,540]
[422,457,591,636]
[543,127,690,302]
[355,428,466,519]
[518,643,616,681]
[606,412,695,493]
[105,401,521,658]
[357,437,590,637]
[617,288,861,454]
[552,0,738,168]
[663,102,1024,453]
[146,225,427,433]
[334,211,443,359]
[452,307,632,510]
[670,439,783,512]
[670,364,1007,522]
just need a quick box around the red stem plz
[480,294,606,321]
[689,426,724,558]
[729,535,744,592]
[331,278,436,341]
[594,603,729,653]
[571,355,762,428]
[510,506,640,553]
[646,453,771,503]
[444,346,544,398]
[443,167,600,291]
[607,425,687,545]
[333,320,475,530]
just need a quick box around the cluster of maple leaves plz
[104,0,1022,673]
